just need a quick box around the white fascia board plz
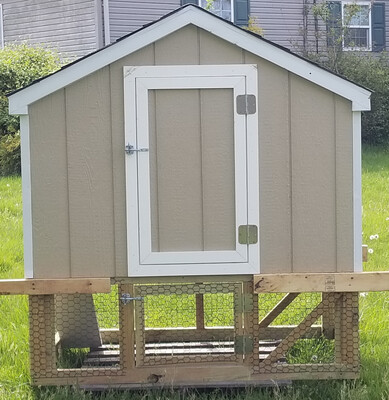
[8,6,371,115]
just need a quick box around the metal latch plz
[125,143,149,155]
[120,293,144,305]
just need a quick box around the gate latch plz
[120,293,144,305]
[125,143,149,155]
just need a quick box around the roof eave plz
[8,5,371,115]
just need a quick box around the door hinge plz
[235,335,254,354]
[236,94,256,115]
[236,293,254,313]
[238,225,258,245]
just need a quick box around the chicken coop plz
[6,4,381,389]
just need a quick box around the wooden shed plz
[8,4,374,388]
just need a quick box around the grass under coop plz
[1,145,389,399]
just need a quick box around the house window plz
[199,0,234,22]
[342,2,371,50]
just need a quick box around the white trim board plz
[20,115,33,278]
[9,5,371,115]
[352,111,362,272]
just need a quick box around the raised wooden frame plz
[254,272,389,293]
[0,278,111,295]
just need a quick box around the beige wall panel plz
[65,66,115,277]
[199,29,243,64]
[155,24,200,64]
[244,52,293,274]
[29,90,71,278]
[200,89,235,251]
[290,74,337,273]
[154,89,203,251]
[109,45,155,276]
[335,96,354,272]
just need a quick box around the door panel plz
[124,65,259,276]
[148,88,236,253]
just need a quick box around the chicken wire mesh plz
[133,282,242,366]
[254,292,359,375]
[28,280,360,383]
[29,284,125,381]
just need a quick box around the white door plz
[124,65,259,277]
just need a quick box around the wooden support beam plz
[254,272,389,293]
[258,293,299,329]
[0,278,111,295]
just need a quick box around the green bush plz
[0,133,21,176]
[335,52,389,146]
[0,44,61,175]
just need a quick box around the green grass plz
[1,146,389,399]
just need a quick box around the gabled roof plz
[8,4,371,114]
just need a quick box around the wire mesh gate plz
[28,279,360,387]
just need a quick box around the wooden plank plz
[32,363,358,387]
[254,272,389,293]
[121,283,135,370]
[0,278,111,295]
[196,294,205,330]
[101,325,322,344]
[258,293,299,329]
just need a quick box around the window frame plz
[342,1,372,51]
[198,0,235,23]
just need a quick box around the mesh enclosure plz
[28,279,360,386]
[133,283,242,366]
[29,285,125,381]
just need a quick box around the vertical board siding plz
[29,89,71,278]
[335,96,354,272]
[2,0,98,58]
[29,26,355,277]
[65,66,115,277]
[108,0,180,43]
[244,53,293,274]
[109,45,155,277]
[155,24,200,65]
[290,74,337,273]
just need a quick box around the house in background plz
[0,0,387,59]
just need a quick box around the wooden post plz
[29,295,56,380]
[120,283,135,371]
[195,294,205,330]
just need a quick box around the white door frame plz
[124,64,259,277]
